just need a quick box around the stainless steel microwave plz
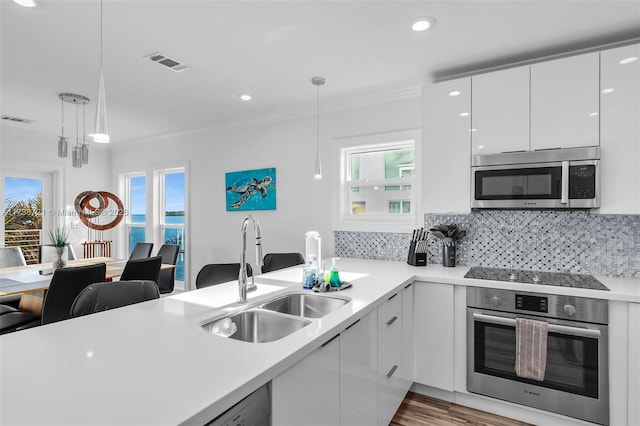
[471,146,600,209]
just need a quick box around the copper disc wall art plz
[74,191,124,231]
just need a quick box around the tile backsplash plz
[334,211,640,278]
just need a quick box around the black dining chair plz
[261,253,305,273]
[195,263,253,289]
[119,256,162,285]
[0,262,107,334]
[70,280,160,318]
[156,244,180,294]
[129,242,154,260]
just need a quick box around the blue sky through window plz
[4,177,43,202]
[130,176,146,215]
[165,172,185,212]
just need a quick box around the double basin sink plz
[201,293,350,343]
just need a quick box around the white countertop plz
[1,259,638,425]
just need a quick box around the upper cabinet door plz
[472,67,530,155]
[422,77,471,213]
[530,52,600,150]
[599,43,640,214]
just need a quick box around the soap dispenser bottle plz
[329,257,341,288]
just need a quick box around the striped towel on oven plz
[515,317,548,381]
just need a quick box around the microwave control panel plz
[569,165,596,199]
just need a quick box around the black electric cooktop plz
[464,266,609,291]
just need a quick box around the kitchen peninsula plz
[1,259,638,425]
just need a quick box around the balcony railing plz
[4,229,41,264]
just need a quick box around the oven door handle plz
[473,313,601,338]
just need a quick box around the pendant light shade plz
[311,76,325,180]
[58,97,68,158]
[91,0,109,143]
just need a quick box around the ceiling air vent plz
[145,52,188,72]
[1,115,33,124]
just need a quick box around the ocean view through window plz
[130,213,184,281]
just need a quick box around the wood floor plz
[390,392,534,426]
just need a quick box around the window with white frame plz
[338,130,419,229]
[125,173,146,254]
[123,167,186,283]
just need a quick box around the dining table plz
[0,257,175,296]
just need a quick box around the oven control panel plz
[466,287,608,324]
[515,294,548,313]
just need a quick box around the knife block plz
[406,241,427,266]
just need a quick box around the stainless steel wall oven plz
[467,287,609,425]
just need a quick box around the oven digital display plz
[515,294,548,313]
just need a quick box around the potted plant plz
[48,226,69,269]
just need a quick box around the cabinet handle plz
[404,283,413,289]
[345,319,361,331]
[322,334,339,348]
[386,365,398,378]
[388,293,398,301]
[386,316,398,326]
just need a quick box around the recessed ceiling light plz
[477,145,485,149]
[460,112,469,117]
[449,91,461,97]
[468,128,477,132]
[601,88,615,94]
[589,112,598,117]
[12,0,36,7]
[237,94,253,101]
[411,17,437,32]
[619,57,638,65]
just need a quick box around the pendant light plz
[57,97,68,158]
[91,0,109,143]
[59,93,90,168]
[311,76,325,180]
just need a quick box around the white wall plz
[110,96,421,287]
[1,126,113,257]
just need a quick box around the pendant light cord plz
[316,83,320,155]
[76,104,79,147]
[60,97,64,137]
[100,0,103,68]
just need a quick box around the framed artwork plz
[225,167,276,211]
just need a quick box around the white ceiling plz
[1,0,639,144]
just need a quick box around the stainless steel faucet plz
[238,215,263,303]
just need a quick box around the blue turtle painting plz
[225,168,276,211]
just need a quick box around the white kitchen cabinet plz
[272,335,340,426]
[377,292,405,426]
[340,310,378,425]
[471,67,530,155]
[339,310,378,426]
[400,283,414,387]
[422,78,472,213]
[530,52,600,150]
[628,303,640,426]
[413,281,455,391]
[599,43,640,214]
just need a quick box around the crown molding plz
[120,84,423,146]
